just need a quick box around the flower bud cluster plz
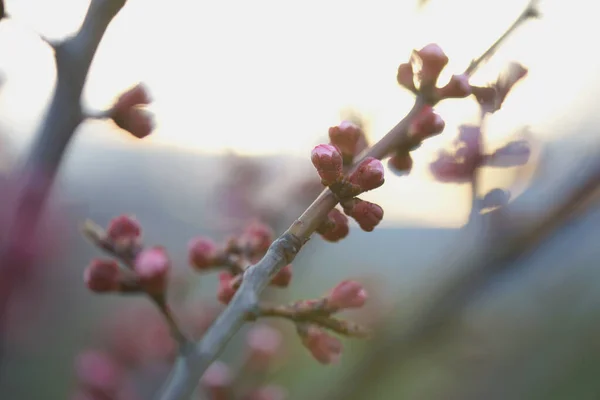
[187,220,292,305]
[84,215,171,296]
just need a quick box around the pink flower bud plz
[246,324,283,367]
[242,221,273,255]
[411,43,448,88]
[328,121,364,162]
[343,199,384,232]
[409,105,445,141]
[388,153,413,176]
[299,325,342,364]
[217,272,237,304]
[348,157,385,192]
[188,236,219,270]
[134,247,170,295]
[111,84,154,139]
[311,144,343,186]
[270,264,292,287]
[326,280,368,311]
[84,259,121,293]
[437,74,471,99]
[396,62,416,92]
[75,350,122,393]
[106,215,141,242]
[200,361,232,400]
[317,208,350,242]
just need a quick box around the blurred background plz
[1,0,600,398]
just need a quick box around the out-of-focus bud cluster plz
[199,323,288,399]
[71,301,221,399]
[187,220,292,305]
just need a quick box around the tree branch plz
[156,1,540,397]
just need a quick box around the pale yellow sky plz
[0,0,597,227]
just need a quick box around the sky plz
[0,0,598,227]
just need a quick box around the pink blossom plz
[106,215,141,243]
[343,199,384,232]
[188,236,219,270]
[396,62,416,92]
[349,157,385,192]
[326,280,368,311]
[75,350,122,393]
[388,153,413,176]
[246,324,283,367]
[242,221,274,255]
[412,43,448,88]
[409,105,445,141]
[328,121,364,161]
[217,272,237,304]
[317,208,350,242]
[201,361,232,400]
[134,247,170,294]
[84,259,121,293]
[310,144,343,186]
[103,305,176,365]
[270,264,292,287]
[300,326,342,364]
[111,84,154,139]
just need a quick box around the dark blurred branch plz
[325,154,600,400]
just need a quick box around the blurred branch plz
[0,0,127,364]
[324,153,600,400]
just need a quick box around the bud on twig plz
[134,247,170,295]
[297,325,342,364]
[317,208,350,242]
[348,157,385,192]
[188,236,220,270]
[311,144,343,186]
[84,259,121,293]
[325,280,368,312]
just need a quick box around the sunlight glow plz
[0,0,597,226]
